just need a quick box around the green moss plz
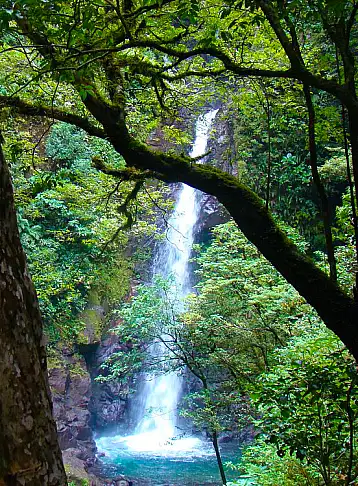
[75,253,132,344]
[46,347,67,370]
[64,462,90,486]
[77,309,103,345]
[87,289,100,306]
[94,257,132,305]
[68,358,87,377]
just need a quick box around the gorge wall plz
[47,105,236,484]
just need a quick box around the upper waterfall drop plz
[96,109,219,458]
[151,108,219,298]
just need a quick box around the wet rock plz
[191,108,235,244]
[207,108,238,177]
[48,350,97,465]
[77,292,107,346]
[218,435,232,443]
[62,448,106,485]
[62,448,91,482]
[112,476,131,486]
[196,193,230,237]
[88,332,130,430]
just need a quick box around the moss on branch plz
[0,95,106,139]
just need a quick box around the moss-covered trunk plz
[0,133,67,485]
[97,117,358,362]
[3,89,358,363]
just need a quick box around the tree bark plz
[0,133,67,485]
[303,84,337,282]
[95,113,358,361]
[348,109,358,217]
[212,430,227,485]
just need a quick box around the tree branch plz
[92,157,154,179]
[0,95,106,138]
[92,121,358,359]
[346,2,358,40]
[106,40,358,113]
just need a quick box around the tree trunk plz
[303,84,337,282]
[212,430,227,485]
[97,120,358,361]
[348,109,358,224]
[0,134,67,485]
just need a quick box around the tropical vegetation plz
[1,0,358,485]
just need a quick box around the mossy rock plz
[87,289,101,306]
[46,347,67,370]
[63,451,90,484]
[94,260,132,306]
[77,308,104,345]
[64,451,104,485]
[69,359,88,377]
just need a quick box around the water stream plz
[96,110,242,484]
[127,109,219,451]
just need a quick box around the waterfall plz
[96,109,218,457]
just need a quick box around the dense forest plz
[1,0,358,485]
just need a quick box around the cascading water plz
[125,109,219,453]
[96,110,240,485]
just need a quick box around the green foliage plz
[67,479,89,486]
[46,122,125,169]
[224,79,347,247]
[188,221,311,378]
[181,389,250,437]
[7,121,164,343]
[235,437,317,486]
[99,218,358,485]
[14,131,126,340]
[334,189,357,291]
[250,326,358,485]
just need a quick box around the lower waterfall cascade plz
[95,110,240,484]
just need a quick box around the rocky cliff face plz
[49,350,95,461]
[47,105,237,484]
[48,289,135,483]
[47,293,118,483]
[48,348,99,484]
[208,109,238,177]
[89,332,131,432]
[49,337,136,485]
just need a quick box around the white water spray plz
[96,109,218,458]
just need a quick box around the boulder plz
[62,449,105,485]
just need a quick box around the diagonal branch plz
[91,117,358,359]
[2,77,358,361]
[0,95,106,138]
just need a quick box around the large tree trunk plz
[0,134,67,485]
